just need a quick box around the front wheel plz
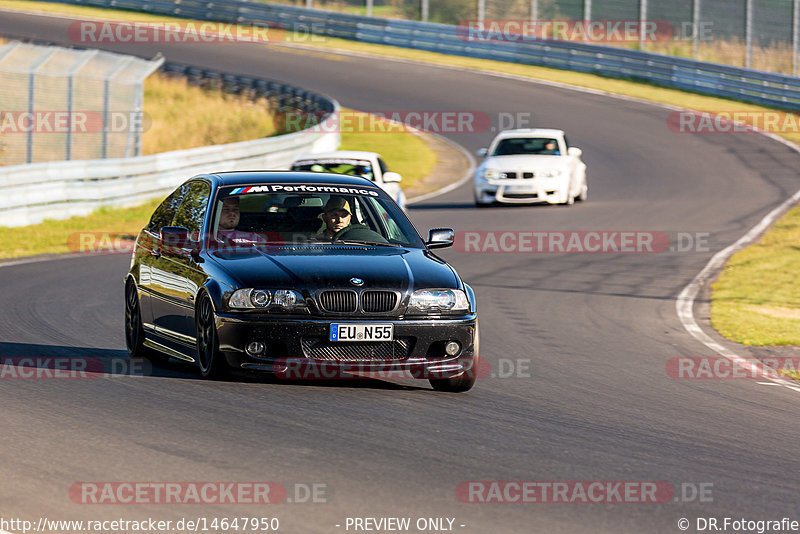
[196,294,228,379]
[429,323,479,392]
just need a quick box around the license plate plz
[330,324,394,342]
[506,185,532,193]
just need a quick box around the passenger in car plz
[216,196,268,246]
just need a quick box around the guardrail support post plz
[477,0,485,23]
[531,0,538,22]
[306,0,312,9]
[366,0,372,17]
[421,0,429,22]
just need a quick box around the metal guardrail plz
[40,0,800,111]
[0,55,340,227]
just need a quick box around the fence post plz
[794,0,799,76]
[103,57,134,160]
[584,0,592,41]
[25,49,55,164]
[745,0,752,68]
[66,72,73,161]
[422,0,429,22]
[366,0,372,17]
[531,0,538,22]
[305,0,312,9]
[478,0,485,23]
[639,0,648,50]
[693,0,701,59]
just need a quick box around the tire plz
[125,280,160,361]
[576,182,588,202]
[429,323,480,393]
[195,293,228,379]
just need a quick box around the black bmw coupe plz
[125,171,479,392]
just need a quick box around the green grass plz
[710,206,800,346]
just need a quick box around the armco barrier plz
[0,59,340,227]
[30,0,800,111]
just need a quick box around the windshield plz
[492,137,561,156]
[209,184,422,248]
[291,159,375,181]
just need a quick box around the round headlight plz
[250,290,271,307]
[273,289,297,307]
[483,169,500,179]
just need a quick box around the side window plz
[148,184,188,233]
[173,181,211,239]
[371,200,406,243]
[377,158,389,175]
[563,136,570,150]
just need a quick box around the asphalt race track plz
[1,10,800,534]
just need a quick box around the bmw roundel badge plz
[350,277,364,286]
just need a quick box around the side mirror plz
[382,171,402,183]
[476,148,488,158]
[426,228,455,249]
[567,147,582,157]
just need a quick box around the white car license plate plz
[330,324,394,342]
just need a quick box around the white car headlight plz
[407,289,470,314]
[483,169,501,179]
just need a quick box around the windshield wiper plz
[332,239,400,247]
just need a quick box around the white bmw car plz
[290,150,407,210]
[474,128,587,207]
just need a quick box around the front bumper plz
[475,178,568,204]
[215,313,478,379]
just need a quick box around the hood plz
[207,245,458,291]
[482,154,567,170]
